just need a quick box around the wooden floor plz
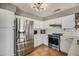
[27,44,67,56]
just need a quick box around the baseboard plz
[60,51,68,56]
[34,44,48,48]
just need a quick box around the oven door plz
[48,36,59,45]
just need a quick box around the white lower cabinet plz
[42,34,48,46]
[34,35,42,47]
[68,39,79,56]
[34,34,48,47]
[60,37,73,53]
[34,38,38,47]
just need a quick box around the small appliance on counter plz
[34,30,37,34]
[40,29,46,34]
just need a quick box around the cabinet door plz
[33,21,43,29]
[33,21,40,29]
[34,35,42,47]
[44,18,62,29]
[43,20,50,29]
[37,34,43,46]
[43,38,48,46]
[34,38,42,47]
[68,39,79,56]
[34,35,38,47]
[34,38,37,47]
[39,21,44,29]
[62,14,75,28]
[43,35,48,46]
[60,37,73,53]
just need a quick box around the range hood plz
[49,24,62,27]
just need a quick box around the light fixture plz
[31,3,47,11]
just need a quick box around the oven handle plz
[48,37,60,39]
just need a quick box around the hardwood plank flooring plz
[27,44,67,56]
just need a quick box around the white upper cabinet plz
[33,21,40,29]
[62,14,75,28]
[33,20,44,29]
[39,21,44,29]
[53,18,62,24]
[44,17,62,29]
[43,21,50,29]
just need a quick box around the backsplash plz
[46,27,79,37]
[46,27,63,35]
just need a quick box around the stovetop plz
[48,33,63,36]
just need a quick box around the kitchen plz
[0,3,79,56]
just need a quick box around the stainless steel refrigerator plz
[15,18,34,56]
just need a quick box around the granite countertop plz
[61,35,79,39]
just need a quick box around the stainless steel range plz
[48,33,62,51]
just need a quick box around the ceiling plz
[12,3,79,18]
